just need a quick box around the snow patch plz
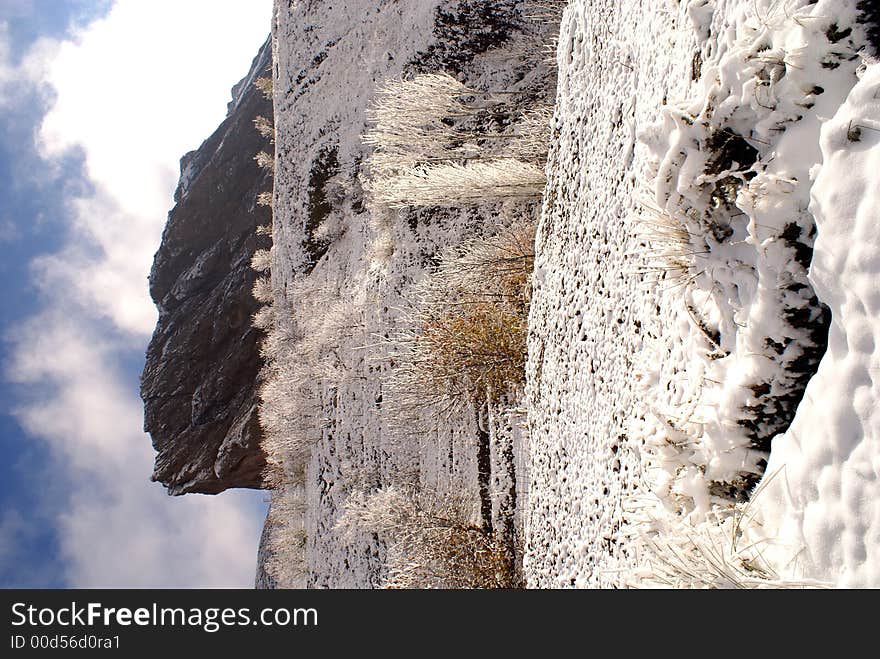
[753,61,880,588]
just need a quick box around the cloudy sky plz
[0,0,273,587]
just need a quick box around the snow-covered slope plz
[264,0,555,587]
[261,0,880,588]
[527,0,879,588]
[525,0,703,588]
[755,61,880,587]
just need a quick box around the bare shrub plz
[365,74,550,168]
[264,487,308,587]
[337,486,519,589]
[254,150,275,172]
[396,304,526,407]
[387,222,535,415]
[254,76,273,101]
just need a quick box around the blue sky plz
[0,0,273,587]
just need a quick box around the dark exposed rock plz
[140,37,273,496]
[414,0,522,73]
[858,1,880,55]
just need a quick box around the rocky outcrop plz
[141,37,273,496]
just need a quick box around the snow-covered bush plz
[254,150,274,173]
[252,276,274,304]
[337,486,519,589]
[253,115,275,142]
[254,75,273,101]
[362,72,550,209]
[258,278,361,489]
[253,283,346,495]
[251,247,272,273]
[368,159,545,209]
[507,105,555,162]
[635,0,869,515]
[264,486,308,587]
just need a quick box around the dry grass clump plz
[522,0,570,23]
[368,159,546,209]
[337,486,519,589]
[387,221,535,414]
[423,305,526,390]
[623,472,832,589]
[635,202,704,287]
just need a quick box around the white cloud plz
[0,216,18,242]
[7,308,268,587]
[31,190,165,338]
[0,21,59,108]
[5,0,274,587]
[34,0,274,333]
[0,23,12,90]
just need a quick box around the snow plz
[266,0,555,587]
[264,0,880,587]
[753,61,880,587]
[525,0,701,588]
[639,0,865,513]
[526,0,880,587]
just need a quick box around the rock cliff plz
[141,37,273,496]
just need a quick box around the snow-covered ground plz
[262,0,880,588]
[265,0,555,587]
[527,0,879,587]
[525,0,702,588]
[754,60,880,587]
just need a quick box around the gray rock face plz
[141,37,274,496]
